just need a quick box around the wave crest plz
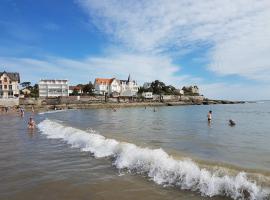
[38,119,270,200]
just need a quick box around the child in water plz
[28,117,36,129]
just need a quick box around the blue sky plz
[1,0,270,100]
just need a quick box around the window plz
[8,91,13,96]
[0,80,2,84]
[4,77,7,82]
[0,85,2,90]
[9,81,12,84]
[4,85,7,89]
[9,85,12,90]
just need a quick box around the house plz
[142,92,153,99]
[0,71,20,98]
[38,79,69,97]
[119,74,139,97]
[143,82,151,89]
[94,75,139,97]
[94,78,121,96]
[21,88,31,95]
[182,85,199,95]
[69,86,82,95]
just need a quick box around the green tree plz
[151,80,166,94]
[30,84,39,98]
[21,81,31,88]
[81,82,94,95]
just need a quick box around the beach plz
[1,102,270,200]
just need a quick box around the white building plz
[119,75,139,97]
[94,75,138,97]
[38,79,69,97]
[142,92,153,99]
[0,71,20,98]
[94,78,121,96]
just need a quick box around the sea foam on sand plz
[38,119,270,200]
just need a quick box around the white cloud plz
[0,53,196,86]
[77,0,270,81]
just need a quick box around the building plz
[143,82,151,89]
[94,75,138,97]
[69,86,82,95]
[21,88,31,95]
[0,71,20,98]
[38,79,69,97]
[182,85,199,95]
[94,78,121,96]
[142,92,153,99]
[119,74,139,97]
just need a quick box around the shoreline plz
[21,99,245,112]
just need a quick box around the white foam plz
[39,110,68,115]
[38,119,270,200]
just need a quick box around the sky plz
[0,0,270,100]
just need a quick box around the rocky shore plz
[21,98,245,112]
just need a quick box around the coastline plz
[21,99,245,112]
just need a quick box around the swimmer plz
[229,119,236,126]
[28,117,36,129]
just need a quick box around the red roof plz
[94,78,114,85]
[69,86,81,90]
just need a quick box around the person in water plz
[229,119,236,126]
[207,110,212,122]
[19,107,24,117]
[28,117,36,129]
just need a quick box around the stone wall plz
[19,95,206,107]
[0,98,19,107]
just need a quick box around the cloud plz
[2,53,268,100]
[0,53,197,86]
[77,0,270,81]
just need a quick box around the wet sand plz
[7,176,225,200]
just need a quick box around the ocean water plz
[1,102,270,200]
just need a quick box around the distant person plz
[229,119,236,126]
[5,107,8,113]
[28,117,36,129]
[31,106,34,113]
[207,110,212,122]
[153,108,156,112]
[19,107,24,117]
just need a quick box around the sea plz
[1,101,270,200]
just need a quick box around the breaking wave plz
[38,119,270,200]
[39,110,68,115]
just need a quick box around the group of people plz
[207,110,236,126]
[19,106,36,129]
[1,105,36,129]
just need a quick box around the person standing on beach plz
[207,110,212,122]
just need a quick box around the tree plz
[81,82,94,95]
[30,84,39,98]
[151,80,166,94]
[71,88,79,96]
[21,82,31,88]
